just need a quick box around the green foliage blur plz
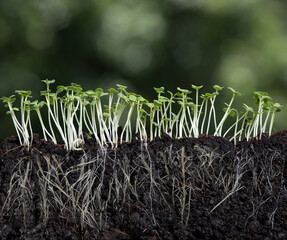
[0,0,286,142]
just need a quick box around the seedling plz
[1,81,282,149]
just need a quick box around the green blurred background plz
[0,0,286,142]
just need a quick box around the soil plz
[0,131,287,239]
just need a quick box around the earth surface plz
[0,131,286,239]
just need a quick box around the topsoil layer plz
[0,131,287,240]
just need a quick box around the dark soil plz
[0,131,287,239]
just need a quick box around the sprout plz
[222,108,240,144]
[1,95,24,145]
[214,87,241,137]
[31,100,54,142]
[176,88,191,138]
[269,103,283,136]
[154,87,165,96]
[252,91,273,138]
[146,102,156,141]
[203,85,223,135]
[200,93,212,135]
[120,93,137,143]
[237,104,254,141]
[135,95,148,141]
[41,80,62,146]
[191,84,203,137]
[15,90,33,146]
[1,81,282,149]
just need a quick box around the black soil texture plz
[0,131,287,239]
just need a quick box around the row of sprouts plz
[1,80,282,150]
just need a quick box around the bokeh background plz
[0,0,286,142]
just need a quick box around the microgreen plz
[214,87,241,137]
[1,95,24,145]
[2,81,282,149]
[191,84,203,138]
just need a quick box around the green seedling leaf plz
[61,97,68,104]
[66,95,75,102]
[94,88,107,97]
[243,104,253,112]
[42,79,55,86]
[49,93,57,98]
[74,95,82,101]
[154,87,165,93]
[118,92,129,102]
[117,92,125,99]
[40,90,51,96]
[57,85,66,90]
[274,103,283,112]
[71,83,81,87]
[116,84,127,91]
[110,105,116,112]
[213,85,224,91]
[229,109,236,117]
[153,100,162,106]
[262,95,272,103]
[6,107,19,114]
[95,88,104,93]
[253,91,268,99]
[257,91,269,96]
[158,96,169,102]
[56,85,67,94]
[103,112,110,118]
[15,90,32,97]
[85,90,95,96]
[192,84,203,90]
[253,91,261,99]
[1,95,16,104]
[37,101,46,108]
[23,100,31,105]
[137,96,148,104]
[82,100,90,106]
[146,102,154,109]
[177,87,190,94]
[30,104,38,111]
[201,93,212,99]
[90,99,97,105]
[70,86,83,93]
[228,87,241,96]
[108,88,118,94]
[128,94,137,102]
[186,102,195,108]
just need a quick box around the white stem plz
[214,96,235,136]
